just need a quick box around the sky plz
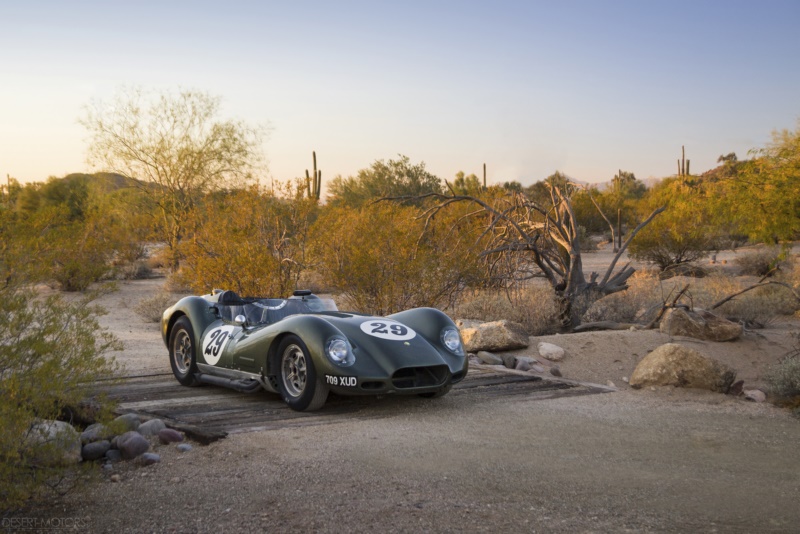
[1,0,799,189]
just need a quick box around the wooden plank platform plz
[99,366,608,441]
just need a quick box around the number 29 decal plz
[359,320,416,341]
[201,325,236,365]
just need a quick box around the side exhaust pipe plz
[196,374,262,393]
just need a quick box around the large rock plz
[458,320,529,352]
[629,343,737,393]
[113,413,141,432]
[660,308,743,342]
[82,440,111,461]
[475,351,504,366]
[137,419,166,436]
[25,420,82,465]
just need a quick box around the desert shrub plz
[134,291,187,323]
[0,289,120,509]
[311,203,480,315]
[766,333,800,398]
[582,271,664,324]
[180,184,317,297]
[453,284,560,335]
[734,246,790,276]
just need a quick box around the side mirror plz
[233,314,247,326]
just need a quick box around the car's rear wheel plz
[277,335,328,411]
[169,316,200,386]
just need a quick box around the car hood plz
[317,312,449,374]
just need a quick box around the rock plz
[728,380,745,396]
[744,389,766,403]
[158,428,184,444]
[137,419,166,436]
[622,376,629,383]
[660,308,743,342]
[104,449,123,463]
[538,342,565,362]
[81,440,111,461]
[549,366,562,377]
[113,413,141,432]
[117,431,150,460]
[454,319,485,330]
[530,364,546,373]
[81,423,111,444]
[139,452,161,466]
[514,359,531,372]
[110,474,121,483]
[176,443,193,452]
[476,351,504,366]
[459,320,529,352]
[629,343,737,393]
[25,420,82,465]
[607,380,616,388]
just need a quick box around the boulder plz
[459,320,529,352]
[117,431,150,460]
[81,440,111,461]
[538,342,566,362]
[25,420,82,465]
[660,308,742,342]
[137,419,166,436]
[629,343,737,393]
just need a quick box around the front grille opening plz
[451,370,466,383]
[391,365,449,389]
[360,381,384,391]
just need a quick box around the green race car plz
[162,290,468,411]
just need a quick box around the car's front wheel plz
[169,316,200,386]
[277,335,328,411]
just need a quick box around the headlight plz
[326,338,354,366]
[441,328,463,355]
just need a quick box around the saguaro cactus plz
[677,145,690,177]
[305,151,322,200]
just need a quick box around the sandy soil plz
[15,256,800,533]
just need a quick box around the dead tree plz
[385,183,665,328]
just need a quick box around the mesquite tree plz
[388,182,664,327]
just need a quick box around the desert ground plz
[17,246,800,533]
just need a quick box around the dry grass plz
[133,291,187,323]
[452,283,561,335]
[582,271,664,324]
[733,246,790,276]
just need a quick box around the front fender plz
[161,296,217,350]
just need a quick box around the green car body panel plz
[162,291,467,410]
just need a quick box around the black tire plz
[418,383,452,399]
[169,316,200,386]
[277,335,329,411]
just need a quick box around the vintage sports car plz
[161,289,468,411]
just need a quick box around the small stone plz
[549,366,562,377]
[514,359,531,372]
[538,342,565,362]
[102,463,113,471]
[476,351,504,366]
[170,477,181,484]
[622,376,629,383]
[501,353,518,369]
[606,380,616,388]
[137,419,167,437]
[140,452,161,465]
[744,389,766,403]
[117,431,149,460]
[110,474,121,483]
[104,449,122,463]
[650,386,657,391]
[530,364,545,373]
[113,413,141,432]
[176,443,193,452]
[81,440,111,461]
[158,428,184,444]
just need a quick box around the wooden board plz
[99,366,607,442]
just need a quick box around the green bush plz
[0,289,120,510]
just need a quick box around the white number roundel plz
[360,320,416,341]
[201,325,235,365]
